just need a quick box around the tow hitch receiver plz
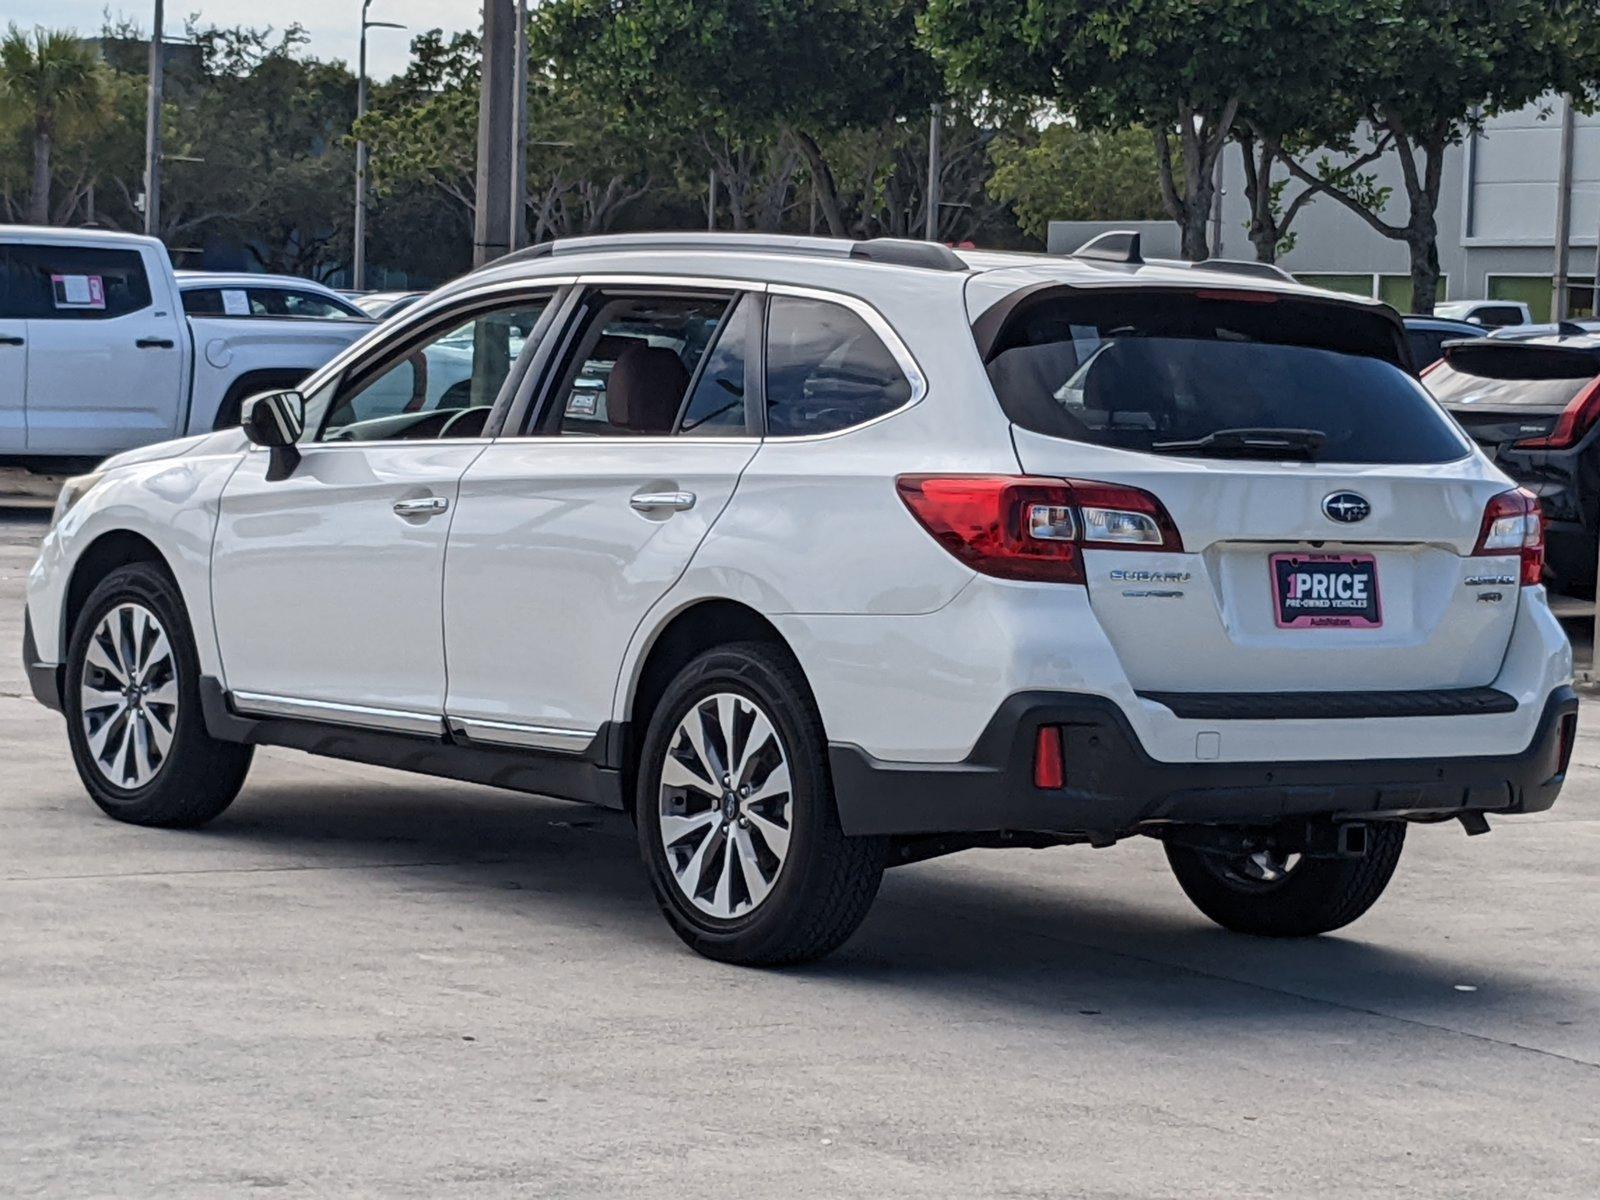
[1161,820,1374,860]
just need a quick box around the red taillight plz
[1472,487,1544,587]
[1513,375,1600,449]
[1034,725,1065,789]
[895,475,1182,585]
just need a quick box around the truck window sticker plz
[51,274,106,310]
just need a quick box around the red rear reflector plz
[1514,375,1600,449]
[1557,712,1578,776]
[1034,725,1065,789]
[1472,487,1544,587]
[896,475,1182,585]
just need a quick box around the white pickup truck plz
[0,226,373,469]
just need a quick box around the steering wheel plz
[437,406,491,439]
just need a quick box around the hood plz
[98,427,250,474]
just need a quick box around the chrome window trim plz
[289,276,579,406]
[451,717,596,754]
[230,691,444,737]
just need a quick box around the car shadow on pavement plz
[189,773,1588,1035]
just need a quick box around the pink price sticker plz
[50,274,106,310]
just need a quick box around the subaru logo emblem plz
[1322,492,1370,523]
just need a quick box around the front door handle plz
[135,337,176,349]
[393,496,450,517]
[0,335,22,347]
[629,491,696,513]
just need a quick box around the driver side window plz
[314,298,548,443]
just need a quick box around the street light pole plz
[354,2,405,291]
[142,0,164,237]
[924,103,941,242]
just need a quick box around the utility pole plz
[354,2,405,290]
[509,0,529,250]
[924,103,941,242]
[142,0,164,237]
[707,170,717,230]
[473,0,517,267]
[1553,93,1577,322]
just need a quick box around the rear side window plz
[248,288,361,319]
[1426,347,1599,410]
[981,290,1469,464]
[181,288,225,316]
[764,296,912,436]
[8,244,153,320]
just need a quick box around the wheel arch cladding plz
[625,601,806,798]
[63,531,177,658]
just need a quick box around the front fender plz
[26,447,246,680]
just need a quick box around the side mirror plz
[241,391,305,479]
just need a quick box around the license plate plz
[1270,553,1382,628]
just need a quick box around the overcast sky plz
[9,2,464,82]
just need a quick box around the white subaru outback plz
[23,232,1578,965]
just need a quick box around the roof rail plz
[1072,230,1143,264]
[493,231,967,272]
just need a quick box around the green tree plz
[987,123,1166,243]
[530,0,937,237]
[924,0,1351,261]
[0,26,107,223]
[1284,0,1600,311]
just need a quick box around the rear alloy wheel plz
[657,691,793,919]
[637,642,886,965]
[65,563,253,827]
[1165,822,1406,937]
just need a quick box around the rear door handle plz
[0,335,22,347]
[393,496,450,517]
[135,337,175,349]
[629,491,696,513]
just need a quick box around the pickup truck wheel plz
[636,642,886,966]
[1165,823,1406,937]
[64,563,253,828]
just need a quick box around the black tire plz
[64,562,253,827]
[635,642,886,966]
[1165,823,1406,937]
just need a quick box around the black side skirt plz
[199,678,629,811]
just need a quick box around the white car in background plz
[22,232,1577,965]
[0,227,373,470]
[1434,299,1533,328]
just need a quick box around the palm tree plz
[0,26,103,224]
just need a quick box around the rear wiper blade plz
[1150,427,1327,459]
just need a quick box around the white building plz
[1048,97,1600,319]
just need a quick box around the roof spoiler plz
[1071,232,1297,284]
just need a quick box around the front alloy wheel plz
[65,562,253,828]
[78,602,179,789]
[658,691,794,919]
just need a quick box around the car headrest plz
[608,344,689,433]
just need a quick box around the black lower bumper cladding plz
[22,611,63,713]
[829,687,1579,839]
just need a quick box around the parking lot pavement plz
[1,506,1597,1199]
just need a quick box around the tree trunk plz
[29,124,52,225]
[1407,219,1441,315]
[1239,135,1278,263]
[791,128,847,237]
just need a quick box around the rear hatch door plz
[977,280,1522,694]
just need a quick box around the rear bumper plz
[22,611,63,713]
[830,686,1579,838]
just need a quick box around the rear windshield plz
[1426,346,1600,411]
[981,290,1470,464]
